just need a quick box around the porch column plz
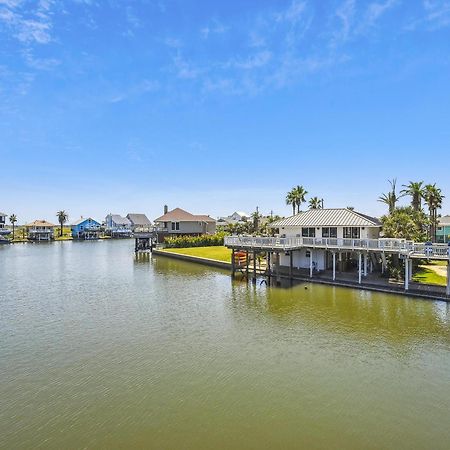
[231,249,235,277]
[252,251,257,284]
[405,258,409,291]
[446,262,450,297]
[276,252,281,285]
[364,253,368,277]
[309,249,313,278]
[408,259,413,282]
[246,251,249,279]
[332,252,336,281]
[267,252,271,282]
[358,252,362,284]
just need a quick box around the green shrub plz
[164,232,227,248]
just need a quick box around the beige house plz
[26,220,56,241]
[154,206,216,241]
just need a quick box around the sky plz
[1,0,450,223]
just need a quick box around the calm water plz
[1,240,450,449]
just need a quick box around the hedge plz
[164,232,227,248]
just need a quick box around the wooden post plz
[231,249,235,278]
[332,252,336,281]
[405,258,409,291]
[246,251,249,279]
[252,250,257,284]
[267,252,271,283]
[289,251,293,281]
[309,249,313,278]
[364,253,368,277]
[276,252,281,285]
[358,252,362,284]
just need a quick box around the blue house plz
[71,217,101,240]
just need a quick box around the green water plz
[1,240,449,449]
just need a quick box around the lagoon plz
[1,240,450,449]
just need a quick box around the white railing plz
[224,235,450,258]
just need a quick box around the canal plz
[1,240,449,449]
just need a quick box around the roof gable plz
[271,208,381,228]
[110,215,131,226]
[72,217,100,226]
[127,213,151,225]
[26,220,56,227]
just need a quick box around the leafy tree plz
[9,214,17,240]
[381,206,429,242]
[401,181,425,211]
[308,197,323,209]
[56,210,68,237]
[378,179,404,214]
[424,184,444,242]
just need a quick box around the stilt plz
[231,249,235,278]
[364,253,368,277]
[446,261,450,297]
[252,250,257,284]
[405,258,409,291]
[358,252,362,284]
[246,251,249,279]
[267,252,271,284]
[276,252,281,285]
[309,249,313,278]
[289,251,293,281]
[332,252,336,281]
[408,259,413,282]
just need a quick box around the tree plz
[293,185,308,213]
[251,208,262,233]
[424,184,444,242]
[401,181,425,211]
[285,189,297,215]
[9,214,17,240]
[56,210,68,237]
[378,179,404,214]
[381,206,429,242]
[308,197,323,209]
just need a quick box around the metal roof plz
[271,208,381,228]
[109,214,131,226]
[126,213,152,225]
[0,212,7,217]
[438,215,450,226]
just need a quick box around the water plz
[1,240,449,449]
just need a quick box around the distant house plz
[26,220,55,241]
[154,206,216,240]
[217,211,251,226]
[0,212,10,240]
[71,217,101,240]
[436,215,450,243]
[126,213,152,232]
[105,214,132,238]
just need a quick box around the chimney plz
[164,205,168,215]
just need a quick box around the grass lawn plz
[413,266,446,286]
[162,246,232,263]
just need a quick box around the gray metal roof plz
[0,212,6,217]
[110,215,131,226]
[438,215,450,226]
[271,208,381,228]
[127,213,152,225]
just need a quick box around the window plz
[322,227,337,238]
[302,227,315,237]
[171,222,180,231]
[343,227,360,239]
[306,250,311,257]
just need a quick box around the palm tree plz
[286,189,297,215]
[293,185,308,213]
[308,197,322,209]
[424,184,444,242]
[9,214,17,240]
[56,210,68,237]
[401,181,425,211]
[251,207,262,233]
[378,179,404,214]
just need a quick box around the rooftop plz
[438,215,450,226]
[154,207,215,223]
[26,220,56,228]
[72,217,100,226]
[127,213,152,225]
[271,208,381,228]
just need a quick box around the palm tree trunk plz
[12,224,15,240]
[292,204,295,215]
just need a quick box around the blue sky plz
[1,0,450,223]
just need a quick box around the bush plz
[164,232,227,248]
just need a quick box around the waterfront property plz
[71,217,101,240]
[26,220,55,241]
[217,211,251,227]
[126,213,152,232]
[437,215,450,243]
[0,212,10,241]
[225,208,450,298]
[154,206,216,241]
[105,214,132,238]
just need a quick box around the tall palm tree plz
[378,179,403,214]
[9,214,17,240]
[293,185,308,213]
[401,181,425,211]
[56,210,68,237]
[285,189,297,215]
[424,184,444,242]
[308,197,322,209]
[251,208,262,233]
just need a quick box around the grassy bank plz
[162,246,232,263]
[413,261,447,286]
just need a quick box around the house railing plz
[224,236,450,258]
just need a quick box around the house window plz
[171,222,180,231]
[322,227,337,238]
[343,227,360,239]
[306,250,311,257]
[302,227,315,237]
